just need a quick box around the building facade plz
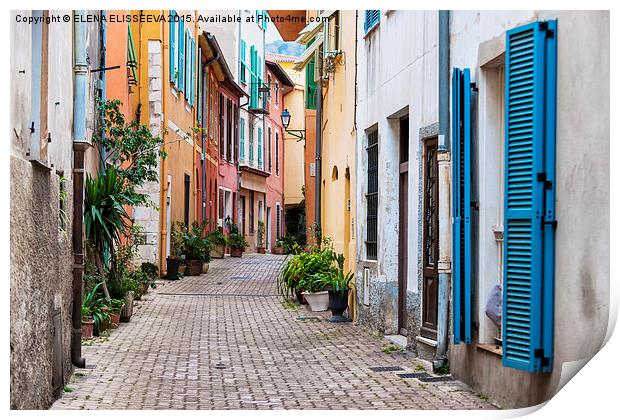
[10,10,102,408]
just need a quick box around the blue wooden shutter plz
[178,21,185,93]
[452,67,473,345]
[169,11,177,84]
[250,45,257,108]
[240,39,247,84]
[502,21,556,373]
[364,10,380,33]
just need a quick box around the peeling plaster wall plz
[448,10,609,408]
[355,11,438,351]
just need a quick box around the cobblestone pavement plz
[52,254,496,410]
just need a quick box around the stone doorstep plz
[384,334,407,348]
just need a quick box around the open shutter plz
[250,45,257,108]
[240,39,247,84]
[502,21,556,373]
[169,11,177,84]
[452,67,473,345]
[178,21,185,93]
[190,38,196,106]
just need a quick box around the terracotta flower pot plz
[110,311,121,329]
[212,244,225,259]
[230,247,243,257]
[273,247,285,255]
[81,319,94,339]
[257,247,266,254]
[184,260,202,276]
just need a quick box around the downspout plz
[159,14,169,275]
[314,54,322,242]
[71,10,88,368]
[203,34,220,222]
[99,10,107,165]
[434,10,451,370]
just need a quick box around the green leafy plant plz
[171,220,211,262]
[140,262,159,280]
[207,228,228,246]
[257,221,266,248]
[225,219,249,249]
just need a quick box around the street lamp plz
[281,109,305,142]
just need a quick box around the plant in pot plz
[208,228,227,259]
[171,221,210,276]
[256,221,266,254]
[298,273,330,312]
[81,305,94,340]
[316,256,354,322]
[272,238,285,255]
[278,243,307,303]
[226,220,249,257]
[108,298,125,328]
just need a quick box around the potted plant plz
[226,220,248,257]
[120,291,134,322]
[208,228,227,259]
[108,298,125,328]
[299,274,330,312]
[81,305,94,340]
[171,221,210,276]
[318,264,354,322]
[256,221,266,254]
[166,255,182,280]
[272,239,285,255]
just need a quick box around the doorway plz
[266,207,272,251]
[421,137,439,340]
[398,116,409,336]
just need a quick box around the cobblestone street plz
[52,254,496,410]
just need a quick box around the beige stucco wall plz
[279,60,306,207]
[320,11,357,274]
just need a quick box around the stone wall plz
[10,157,74,409]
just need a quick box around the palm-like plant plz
[84,166,133,298]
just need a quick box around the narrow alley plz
[51,255,495,410]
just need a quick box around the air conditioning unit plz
[363,268,370,306]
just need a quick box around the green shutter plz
[169,11,177,84]
[239,118,245,160]
[240,39,247,84]
[178,20,185,92]
[306,58,316,109]
[502,20,557,373]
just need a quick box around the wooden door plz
[421,137,439,340]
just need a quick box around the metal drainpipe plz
[203,35,220,222]
[314,61,322,242]
[71,10,88,368]
[434,9,451,370]
[99,10,107,164]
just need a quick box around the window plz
[219,94,225,158]
[365,128,378,260]
[275,132,280,175]
[305,57,316,109]
[275,81,280,107]
[239,117,245,160]
[241,196,246,235]
[184,174,191,225]
[169,11,178,85]
[257,127,263,169]
[249,45,258,108]
[240,39,247,85]
[268,127,272,171]
[178,20,185,92]
[29,10,49,164]
[249,122,254,164]
[276,203,281,239]
[364,10,380,34]
[267,75,272,102]
[227,99,233,162]
[256,10,267,30]
[249,191,255,233]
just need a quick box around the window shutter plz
[190,38,196,106]
[240,39,246,84]
[250,45,257,108]
[178,21,185,93]
[169,11,177,84]
[240,117,245,160]
[452,67,473,345]
[184,30,190,100]
[502,21,556,373]
[364,10,380,33]
[197,47,202,121]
